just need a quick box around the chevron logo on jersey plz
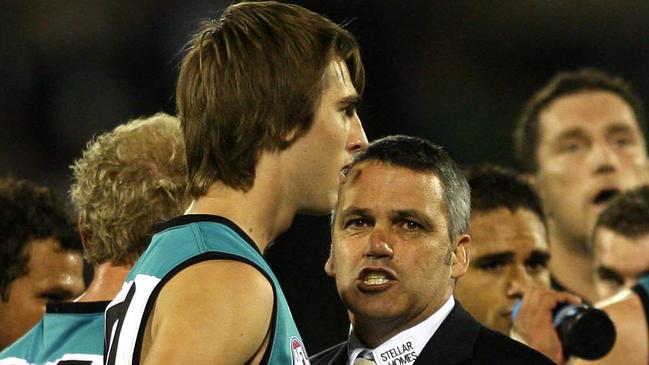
[290,337,310,365]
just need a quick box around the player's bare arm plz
[141,260,274,365]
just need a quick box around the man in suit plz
[311,135,553,365]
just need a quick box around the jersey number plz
[104,283,137,365]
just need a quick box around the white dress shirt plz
[347,296,455,365]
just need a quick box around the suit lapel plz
[414,302,480,364]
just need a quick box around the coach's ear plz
[324,244,335,277]
[450,234,470,280]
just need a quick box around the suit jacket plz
[310,302,554,365]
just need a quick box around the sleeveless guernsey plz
[104,215,309,365]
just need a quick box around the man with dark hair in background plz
[514,67,649,302]
[589,185,649,299]
[312,136,552,364]
[569,185,649,365]
[456,164,580,364]
[0,178,84,350]
[0,113,188,364]
[104,2,368,364]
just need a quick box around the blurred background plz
[2,0,649,354]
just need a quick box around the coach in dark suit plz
[310,136,553,365]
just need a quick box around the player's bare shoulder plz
[141,260,274,364]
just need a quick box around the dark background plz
[3,0,649,354]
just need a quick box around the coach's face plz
[535,91,648,244]
[325,161,469,346]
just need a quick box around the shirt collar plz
[347,295,455,365]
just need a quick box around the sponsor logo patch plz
[377,340,418,365]
[290,337,310,365]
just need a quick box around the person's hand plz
[510,286,581,364]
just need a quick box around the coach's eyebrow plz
[390,209,435,230]
[337,207,371,222]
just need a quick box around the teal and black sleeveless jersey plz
[0,301,108,365]
[104,215,309,365]
[632,275,649,331]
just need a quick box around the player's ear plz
[324,244,335,277]
[78,217,92,253]
[281,124,307,146]
[450,234,470,280]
